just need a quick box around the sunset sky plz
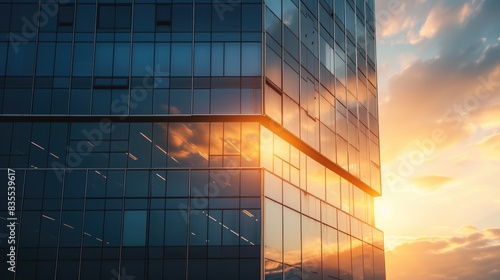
[374,0,500,279]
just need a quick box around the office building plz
[0,0,385,279]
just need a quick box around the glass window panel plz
[95,43,113,76]
[265,260,283,280]
[76,4,96,32]
[283,207,301,266]
[128,123,152,167]
[168,123,208,167]
[265,46,282,87]
[242,4,262,32]
[283,95,300,137]
[194,43,210,76]
[169,89,191,114]
[54,43,72,76]
[265,84,282,124]
[224,43,241,76]
[241,123,260,167]
[20,211,41,247]
[302,216,321,277]
[264,171,282,203]
[166,170,189,197]
[283,63,300,102]
[83,210,104,246]
[155,43,170,78]
[373,247,386,280]
[134,5,155,32]
[132,43,154,76]
[222,210,240,245]
[125,170,149,197]
[36,43,55,76]
[240,169,261,197]
[240,209,260,246]
[283,0,299,35]
[190,209,207,246]
[283,182,300,212]
[211,43,224,76]
[123,211,147,246]
[306,157,325,200]
[363,242,374,280]
[103,211,122,246]
[7,42,35,76]
[322,225,339,279]
[212,3,241,31]
[352,237,364,279]
[171,43,192,76]
[172,4,193,32]
[165,210,187,245]
[193,89,209,114]
[73,43,93,76]
[208,210,222,246]
[114,43,130,76]
[241,88,262,115]
[211,88,240,114]
[149,210,165,246]
[264,198,282,262]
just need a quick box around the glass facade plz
[0,0,384,279]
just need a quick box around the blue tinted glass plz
[123,211,147,246]
[242,43,261,76]
[211,43,223,76]
[169,89,191,114]
[0,42,6,76]
[3,89,32,114]
[165,210,187,245]
[83,210,104,246]
[103,211,122,246]
[132,43,154,76]
[125,171,149,197]
[114,43,130,76]
[155,43,170,77]
[73,43,94,76]
[211,89,240,114]
[149,210,165,246]
[54,43,72,76]
[189,210,207,246]
[60,211,83,247]
[193,89,209,114]
[76,4,96,32]
[166,170,188,197]
[7,42,35,76]
[95,43,113,76]
[36,43,55,76]
[134,5,155,32]
[224,43,240,76]
[171,43,192,76]
[194,43,210,76]
[70,90,90,114]
[92,90,111,115]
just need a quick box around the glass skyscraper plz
[0,0,385,279]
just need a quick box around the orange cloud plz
[386,226,500,279]
[411,175,453,192]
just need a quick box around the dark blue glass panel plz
[123,211,147,246]
[171,43,192,76]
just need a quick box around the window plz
[58,4,74,27]
[156,5,172,27]
[98,5,131,30]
